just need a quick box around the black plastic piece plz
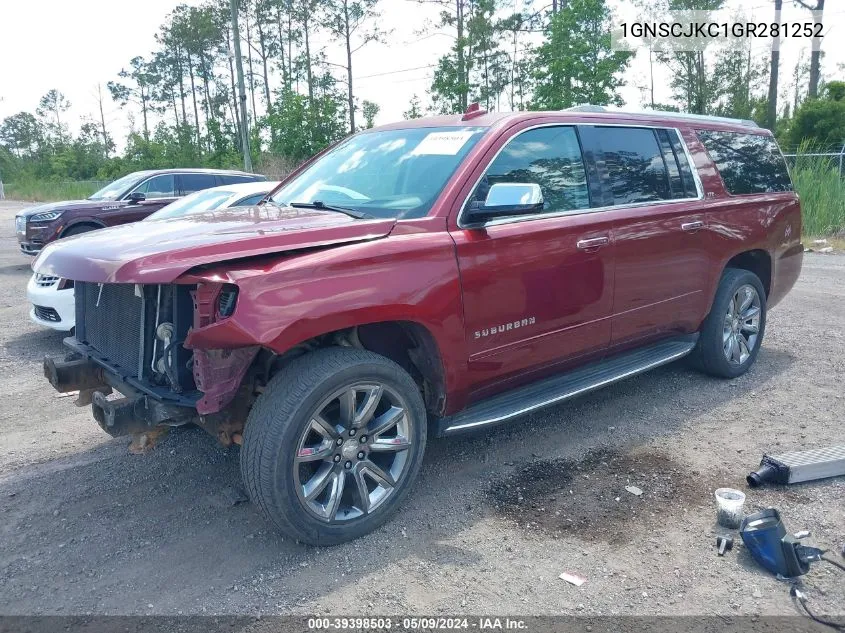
[747,458,789,487]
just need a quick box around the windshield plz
[145,189,236,220]
[270,126,486,219]
[88,172,150,201]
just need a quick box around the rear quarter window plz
[696,130,793,195]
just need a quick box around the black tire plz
[61,223,99,238]
[690,268,767,378]
[240,347,427,545]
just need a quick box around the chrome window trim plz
[456,122,704,230]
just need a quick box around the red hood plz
[32,206,396,283]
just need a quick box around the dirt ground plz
[0,199,842,618]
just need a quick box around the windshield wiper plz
[288,200,373,219]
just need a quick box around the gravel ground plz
[0,199,842,618]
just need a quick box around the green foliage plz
[265,86,348,163]
[361,101,379,129]
[791,154,845,236]
[4,179,103,203]
[403,94,423,120]
[787,83,845,150]
[531,0,631,110]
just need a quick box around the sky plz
[1,0,844,151]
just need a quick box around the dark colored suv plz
[37,106,802,545]
[15,168,265,255]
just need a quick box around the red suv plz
[37,107,802,545]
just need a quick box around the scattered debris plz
[559,572,586,587]
[128,428,169,454]
[740,508,824,577]
[813,239,828,246]
[716,535,734,556]
[714,488,746,529]
[54,391,79,399]
[747,445,845,487]
[625,485,643,496]
[751,586,763,599]
[819,247,834,254]
[793,530,811,540]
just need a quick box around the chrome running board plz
[437,334,698,436]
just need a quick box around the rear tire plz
[240,347,427,545]
[691,268,767,378]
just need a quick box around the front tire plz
[240,347,427,545]
[691,268,767,378]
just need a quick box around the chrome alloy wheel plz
[723,284,761,365]
[293,383,413,523]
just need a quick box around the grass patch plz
[4,180,104,202]
[791,157,845,237]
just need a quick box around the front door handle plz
[576,236,610,250]
[681,220,705,232]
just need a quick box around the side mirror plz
[464,183,544,225]
[127,191,146,204]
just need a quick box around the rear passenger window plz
[592,127,671,204]
[471,126,590,215]
[697,130,793,195]
[181,173,217,194]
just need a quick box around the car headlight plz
[29,211,63,223]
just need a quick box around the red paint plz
[37,111,803,417]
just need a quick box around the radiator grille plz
[76,282,143,375]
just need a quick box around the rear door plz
[178,173,218,196]
[578,125,709,347]
[450,123,615,401]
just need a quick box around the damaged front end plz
[43,280,259,445]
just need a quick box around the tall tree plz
[403,94,423,119]
[319,0,382,133]
[422,0,472,113]
[36,90,71,143]
[292,0,319,105]
[766,0,783,130]
[108,56,155,140]
[794,0,824,98]
[95,84,114,158]
[361,100,379,128]
[0,113,42,158]
[650,0,726,114]
[532,0,630,110]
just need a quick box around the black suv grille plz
[75,282,144,375]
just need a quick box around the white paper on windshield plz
[412,131,475,156]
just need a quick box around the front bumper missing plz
[44,355,196,437]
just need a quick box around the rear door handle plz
[576,236,610,250]
[681,220,705,232]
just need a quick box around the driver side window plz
[471,126,590,215]
[133,174,176,199]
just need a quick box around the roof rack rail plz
[564,105,759,128]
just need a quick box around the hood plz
[17,199,102,218]
[32,205,396,284]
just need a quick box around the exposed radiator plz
[75,282,144,376]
